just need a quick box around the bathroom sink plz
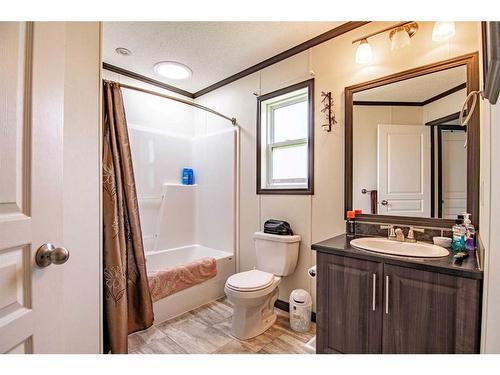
[350,237,449,258]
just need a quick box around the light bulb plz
[355,39,373,65]
[390,28,411,50]
[432,22,456,42]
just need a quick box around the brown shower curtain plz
[102,81,154,354]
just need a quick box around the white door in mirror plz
[350,237,449,258]
[377,124,431,217]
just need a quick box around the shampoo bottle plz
[181,168,194,185]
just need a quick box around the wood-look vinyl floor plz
[128,297,315,354]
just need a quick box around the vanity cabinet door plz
[317,253,383,353]
[382,264,481,354]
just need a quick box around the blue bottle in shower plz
[182,168,194,185]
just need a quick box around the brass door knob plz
[35,243,70,268]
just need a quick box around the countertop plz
[311,234,483,280]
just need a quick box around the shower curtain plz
[102,81,154,354]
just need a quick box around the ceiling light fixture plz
[355,39,373,64]
[432,22,456,42]
[115,47,132,56]
[153,61,192,80]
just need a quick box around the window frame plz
[256,79,314,195]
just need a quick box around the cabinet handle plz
[385,275,390,315]
[372,273,376,311]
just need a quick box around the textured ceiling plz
[354,65,467,102]
[103,22,343,93]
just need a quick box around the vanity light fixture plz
[432,22,456,41]
[153,61,193,80]
[389,22,418,50]
[353,22,418,64]
[355,39,373,64]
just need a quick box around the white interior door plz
[441,130,467,219]
[377,124,431,217]
[0,22,101,354]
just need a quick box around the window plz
[257,79,314,194]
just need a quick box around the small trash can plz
[289,289,312,333]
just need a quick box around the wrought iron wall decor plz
[320,91,337,132]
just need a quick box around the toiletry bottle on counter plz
[452,219,466,252]
[463,213,476,252]
[346,211,356,237]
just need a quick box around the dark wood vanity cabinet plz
[316,252,482,354]
[316,253,383,353]
[382,264,481,353]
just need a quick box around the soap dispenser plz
[452,218,465,252]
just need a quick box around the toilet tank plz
[253,232,301,276]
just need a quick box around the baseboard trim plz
[274,299,316,323]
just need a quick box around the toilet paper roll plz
[308,265,316,278]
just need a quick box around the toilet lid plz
[226,269,274,291]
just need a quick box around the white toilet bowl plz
[224,269,281,340]
[225,232,301,340]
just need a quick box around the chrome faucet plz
[394,228,405,242]
[380,225,396,240]
[380,225,425,242]
[407,226,425,243]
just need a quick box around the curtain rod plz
[105,80,237,126]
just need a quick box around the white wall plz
[128,127,193,195]
[422,88,466,123]
[479,86,500,352]
[195,22,480,311]
[352,105,423,213]
[128,125,194,251]
[62,22,101,353]
[194,128,236,254]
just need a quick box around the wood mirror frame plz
[345,52,480,228]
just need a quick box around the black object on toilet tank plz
[263,219,294,235]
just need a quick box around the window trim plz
[256,78,314,195]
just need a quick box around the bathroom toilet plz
[224,231,301,340]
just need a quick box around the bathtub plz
[145,244,235,324]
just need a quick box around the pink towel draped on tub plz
[148,257,217,303]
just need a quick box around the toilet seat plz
[226,269,274,292]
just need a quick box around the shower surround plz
[122,85,236,323]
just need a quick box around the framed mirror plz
[345,52,480,227]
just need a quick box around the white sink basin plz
[350,237,449,258]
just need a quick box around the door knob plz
[35,243,70,268]
[381,200,388,206]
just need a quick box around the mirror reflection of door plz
[438,126,467,219]
[377,124,431,217]
[352,65,468,219]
